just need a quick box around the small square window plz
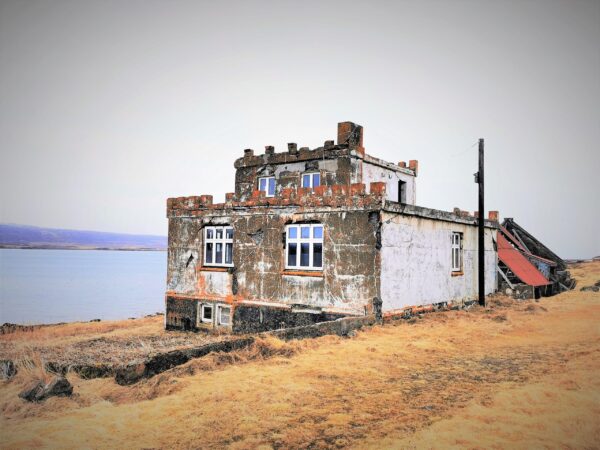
[201,304,213,323]
[301,226,310,239]
[258,176,276,197]
[218,306,231,326]
[288,226,297,239]
[301,172,320,188]
[313,226,323,239]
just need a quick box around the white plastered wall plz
[380,212,497,310]
[361,161,415,204]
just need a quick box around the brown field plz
[1,262,599,449]
[0,314,228,367]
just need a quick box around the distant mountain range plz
[0,224,167,251]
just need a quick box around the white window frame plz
[451,232,462,272]
[218,305,231,326]
[201,304,213,323]
[285,223,324,271]
[258,176,276,197]
[204,226,234,267]
[301,172,321,188]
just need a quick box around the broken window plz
[285,224,324,270]
[301,172,320,189]
[258,176,276,197]
[218,305,231,326]
[204,226,234,267]
[201,304,213,323]
[451,232,462,272]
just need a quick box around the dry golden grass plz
[0,315,229,367]
[1,262,599,449]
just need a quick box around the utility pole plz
[476,138,485,306]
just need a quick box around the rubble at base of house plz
[497,217,575,300]
[165,121,500,333]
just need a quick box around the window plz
[451,232,462,272]
[285,224,323,270]
[258,176,276,197]
[398,180,406,203]
[201,304,213,323]
[301,172,320,188]
[204,226,234,267]
[218,305,231,326]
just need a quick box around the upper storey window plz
[258,176,275,197]
[286,224,323,270]
[204,226,234,267]
[302,172,320,189]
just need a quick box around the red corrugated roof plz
[500,226,557,267]
[497,234,550,286]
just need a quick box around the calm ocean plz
[0,249,167,325]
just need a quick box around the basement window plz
[285,224,324,270]
[258,176,276,197]
[301,172,320,189]
[451,232,463,272]
[218,305,231,326]
[204,226,234,267]
[201,304,213,323]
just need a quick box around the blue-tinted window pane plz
[300,243,310,266]
[313,226,323,239]
[288,243,297,266]
[216,229,223,239]
[301,226,310,239]
[313,243,323,267]
[206,243,213,263]
[312,173,320,187]
[225,243,233,264]
[215,243,223,263]
[288,227,297,239]
[302,174,310,187]
[206,229,213,239]
[226,228,233,239]
[268,178,275,195]
[259,178,267,192]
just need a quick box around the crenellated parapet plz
[167,182,387,217]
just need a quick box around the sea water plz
[0,249,167,324]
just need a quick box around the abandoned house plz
[497,217,575,299]
[165,121,498,332]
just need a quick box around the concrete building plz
[165,121,498,332]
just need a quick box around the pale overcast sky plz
[0,0,598,258]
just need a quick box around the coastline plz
[0,245,166,251]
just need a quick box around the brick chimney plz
[265,145,275,156]
[287,143,298,155]
[337,122,364,153]
[408,160,419,175]
[488,211,499,221]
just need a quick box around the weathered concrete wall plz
[362,160,416,204]
[167,209,380,314]
[380,212,497,310]
[234,147,360,200]
[166,183,388,330]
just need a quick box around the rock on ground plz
[18,376,73,402]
